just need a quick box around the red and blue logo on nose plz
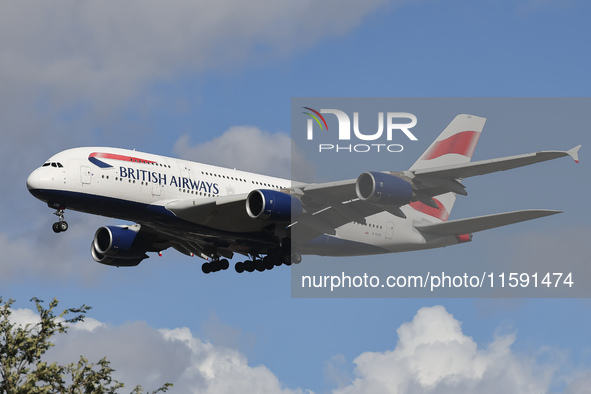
[88,152,157,168]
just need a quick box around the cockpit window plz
[44,162,64,168]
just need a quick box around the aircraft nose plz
[26,169,43,192]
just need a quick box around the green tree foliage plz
[0,297,172,394]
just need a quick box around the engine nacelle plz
[90,246,144,267]
[246,189,303,222]
[91,225,148,267]
[356,171,413,206]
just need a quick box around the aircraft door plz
[385,221,394,240]
[80,166,91,184]
[152,183,162,196]
[178,163,191,180]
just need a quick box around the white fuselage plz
[26,147,461,258]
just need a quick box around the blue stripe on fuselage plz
[88,157,113,168]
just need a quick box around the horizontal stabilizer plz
[415,209,561,236]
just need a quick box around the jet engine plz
[356,171,413,206]
[246,189,303,222]
[91,225,149,267]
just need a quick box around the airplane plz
[26,114,580,274]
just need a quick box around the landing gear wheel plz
[255,259,266,272]
[283,254,292,266]
[263,256,275,270]
[202,263,211,274]
[51,208,68,233]
[244,260,255,273]
[52,221,69,233]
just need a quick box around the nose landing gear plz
[52,208,68,233]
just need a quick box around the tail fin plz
[410,114,486,171]
[408,114,486,222]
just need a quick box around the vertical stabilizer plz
[410,114,486,171]
[408,114,486,222]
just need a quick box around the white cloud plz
[565,371,591,394]
[174,126,315,179]
[0,0,392,203]
[334,305,557,394]
[0,0,392,114]
[7,305,105,336]
[325,354,352,389]
[43,319,305,394]
[5,304,591,393]
[71,316,107,333]
[0,213,111,284]
[4,0,397,281]
[201,312,256,354]
[160,327,305,394]
[8,307,41,327]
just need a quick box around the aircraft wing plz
[164,194,274,233]
[135,195,283,261]
[295,179,358,203]
[412,145,581,180]
[290,147,578,241]
[292,198,384,231]
[414,209,561,235]
[295,146,580,207]
[291,180,410,243]
[164,146,580,246]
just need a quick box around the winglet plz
[567,145,582,163]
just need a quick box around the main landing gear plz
[200,253,302,274]
[201,258,230,274]
[234,253,302,274]
[52,208,69,233]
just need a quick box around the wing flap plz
[300,179,358,203]
[415,209,561,235]
[290,199,386,243]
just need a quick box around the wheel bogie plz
[202,258,231,274]
[244,261,255,273]
[229,252,303,274]
[52,221,69,233]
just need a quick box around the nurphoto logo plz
[303,107,418,153]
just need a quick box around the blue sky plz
[2,0,591,393]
